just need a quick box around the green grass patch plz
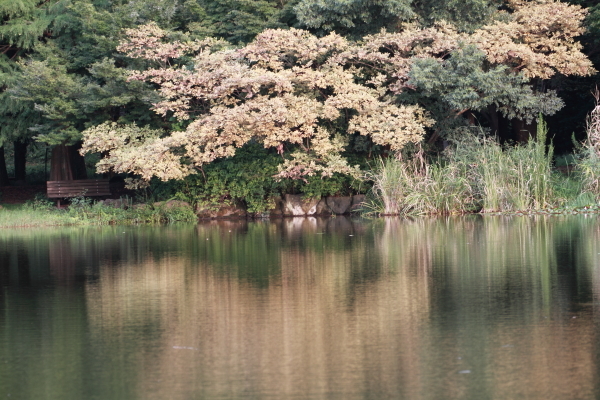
[0,207,78,228]
[0,197,198,228]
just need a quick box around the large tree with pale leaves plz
[80,0,594,185]
[81,25,434,182]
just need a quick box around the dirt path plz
[0,185,46,204]
[1,183,133,205]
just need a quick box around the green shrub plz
[149,143,366,214]
[23,193,55,211]
[148,144,285,213]
[288,172,364,199]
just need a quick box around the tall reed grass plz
[367,119,556,216]
[366,155,474,216]
[579,89,600,198]
[460,120,553,212]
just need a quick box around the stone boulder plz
[315,198,332,215]
[326,196,352,215]
[196,201,247,219]
[349,194,366,213]
[283,194,320,216]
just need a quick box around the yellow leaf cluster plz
[349,104,434,151]
[470,1,595,78]
[102,27,433,180]
[81,122,194,181]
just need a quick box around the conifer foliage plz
[0,0,61,184]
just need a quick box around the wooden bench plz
[47,179,111,207]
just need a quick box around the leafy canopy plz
[81,25,434,181]
[80,0,595,184]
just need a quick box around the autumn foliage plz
[80,0,595,185]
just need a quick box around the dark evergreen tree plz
[293,0,501,37]
[7,0,185,180]
[0,0,61,184]
[193,0,299,44]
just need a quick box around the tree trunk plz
[512,118,537,143]
[49,143,88,181]
[0,147,9,186]
[69,142,87,180]
[13,140,27,184]
[487,105,500,137]
[486,105,512,143]
[49,144,73,181]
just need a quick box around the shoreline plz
[2,202,600,229]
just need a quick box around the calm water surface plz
[1,216,599,399]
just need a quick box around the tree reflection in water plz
[0,216,599,399]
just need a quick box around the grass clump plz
[0,196,198,228]
[578,89,600,200]
[0,208,76,228]
[366,153,474,216]
[64,197,198,225]
[366,118,559,216]
[452,120,554,212]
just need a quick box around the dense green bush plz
[148,144,285,213]
[148,143,366,213]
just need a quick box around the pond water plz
[0,215,599,399]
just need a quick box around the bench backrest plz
[47,179,111,198]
